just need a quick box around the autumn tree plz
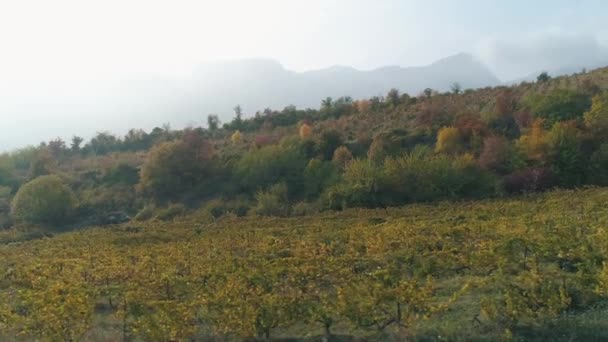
[517,119,549,165]
[299,123,313,140]
[138,132,215,201]
[584,92,608,138]
[231,130,243,144]
[28,149,56,179]
[367,136,391,165]
[332,146,353,170]
[435,127,463,154]
[479,136,517,174]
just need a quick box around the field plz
[2,188,608,341]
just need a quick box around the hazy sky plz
[0,0,607,150]
[0,0,606,83]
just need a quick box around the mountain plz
[158,53,501,124]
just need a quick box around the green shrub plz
[79,185,137,216]
[291,201,321,216]
[526,89,591,126]
[103,163,140,185]
[155,203,187,221]
[253,183,291,217]
[11,175,76,227]
[235,138,307,195]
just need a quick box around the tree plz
[546,122,584,186]
[526,89,591,126]
[48,138,67,158]
[423,88,433,99]
[367,138,388,164]
[88,132,120,155]
[138,133,215,201]
[299,123,313,140]
[588,144,608,185]
[355,100,371,113]
[479,136,517,174]
[386,88,401,107]
[207,114,220,131]
[584,92,608,137]
[71,136,84,153]
[435,127,463,154]
[233,105,243,125]
[537,72,551,83]
[253,183,291,217]
[231,130,243,144]
[332,146,353,170]
[11,175,76,226]
[517,119,549,165]
[450,82,462,95]
[28,149,56,179]
[321,97,333,111]
[235,139,307,195]
[316,130,343,160]
[304,159,339,199]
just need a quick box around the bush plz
[11,175,76,226]
[138,133,215,201]
[103,163,140,185]
[235,138,307,195]
[323,159,385,209]
[199,198,251,220]
[253,183,291,217]
[155,203,187,221]
[588,144,608,185]
[503,168,555,194]
[383,151,498,204]
[79,185,137,216]
[526,89,591,126]
[291,201,321,216]
[134,205,156,222]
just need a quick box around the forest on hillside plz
[0,69,607,229]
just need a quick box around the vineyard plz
[1,188,608,341]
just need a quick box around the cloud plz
[476,31,608,81]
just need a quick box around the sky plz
[0,0,607,149]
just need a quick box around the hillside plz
[0,53,500,150]
[0,65,607,229]
[1,188,608,340]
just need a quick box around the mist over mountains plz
[0,52,604,151]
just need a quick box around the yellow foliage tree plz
[584,93,608,137]
[231,130,243,144]
[299,123,313,140]
[355,100,371,113]
[517,119,548,163]
[435,127,462,154]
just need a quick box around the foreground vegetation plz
[1,188,608,340]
